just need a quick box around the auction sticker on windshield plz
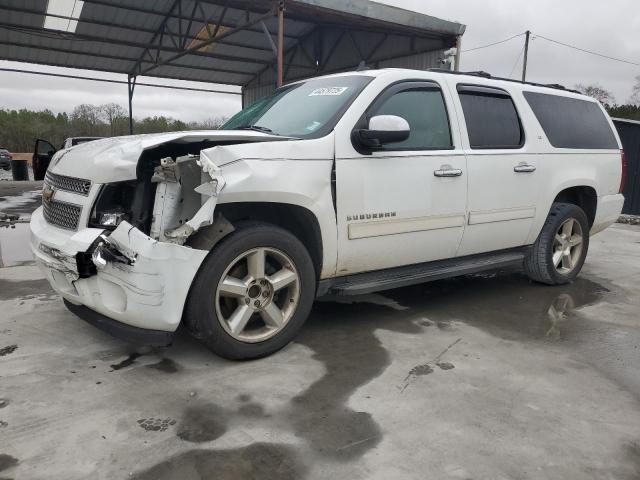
[309,87,348,96]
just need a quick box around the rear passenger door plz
[450,83,540,255]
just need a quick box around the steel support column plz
[127,75,136,135]
[277,2,284,87]
[454,35,462,71]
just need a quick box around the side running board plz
[318,249,527,296]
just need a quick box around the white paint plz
[30,68,625,334]
[368,115,410,132]
[468,206,537,225]
[49,130,289,183]
[348,214,466,240]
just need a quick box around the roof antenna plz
[356,61,369,71]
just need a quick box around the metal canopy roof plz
[0,0,465,87]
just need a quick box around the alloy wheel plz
[215,247,300,343]
[552,218,584,274]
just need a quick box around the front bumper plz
[63,299,174,346]
[30,207,208,335]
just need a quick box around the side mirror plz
[355,115,410,149]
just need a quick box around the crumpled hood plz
[49,130,288,183]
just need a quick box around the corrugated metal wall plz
[242,48,448,106]
[614,119,640,215]
[241,22,453,107]
[377,49,447,70]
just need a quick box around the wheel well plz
[553,186,597,227]
[216,202,323,278]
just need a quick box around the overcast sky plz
[0,0,638,123]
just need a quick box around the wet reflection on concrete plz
[282,270,613,463]
[2,201,636,480]
[0,223,33,267]
[375,269,609,342]
[131,443,307,480]
[0,187,41,217]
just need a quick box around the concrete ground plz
[0,181,639,480]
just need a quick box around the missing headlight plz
[89,181,137,229]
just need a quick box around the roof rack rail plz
[428,68,491,78]
[426,68,581,94]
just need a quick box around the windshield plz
[221,75,372,138]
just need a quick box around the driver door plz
[335,81,468,275]
[32,139,57,180]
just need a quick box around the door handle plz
[434,166,463,177]
[514,163,536,173]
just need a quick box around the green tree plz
[607,104,640,121]
[101,103,128,136]
[629,75,640,106]
[0,104,225,152]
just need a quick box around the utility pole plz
[522,30,530,82]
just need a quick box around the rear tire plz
[184,221,316,360]
[524,202,590,285]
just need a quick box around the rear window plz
[457,85,524,149]
[523,92,618,149]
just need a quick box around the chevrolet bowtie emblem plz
[42,184,55,202]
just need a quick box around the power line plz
[534,33,640,67]
[461,30,639,68]
[508,44,525,78]
[461,32,525,53]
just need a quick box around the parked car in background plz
[32,137,103,180]
[30,68,625,360]
[0,148,12,170]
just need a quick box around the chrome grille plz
[45,171,91,196]
[43,198,82,230]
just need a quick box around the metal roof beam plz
[0,58,248,86]
[0,22,292,67]
[80,0,299,40]
[244,23,320,87]
[295,20,444,40]
[0,39,257,78]
[140,9,277,76]
[131,0,182,76]
[0,67,242,94]
[320,29,347,70]
[366,34,388,62]
[248,43,447,90]
[0,5,277,54]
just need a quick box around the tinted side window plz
[457,86,523,149]
[372,88,452,150]
[523,92,618,149]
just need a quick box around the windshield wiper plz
[237,125,275,134]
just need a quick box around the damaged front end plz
[29,130,293,341]
[30,139,250,336]
[74,152,231,331]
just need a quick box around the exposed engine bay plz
[31,129,333,334]
[81,135,286,277]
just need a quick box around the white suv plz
[30,68,625,359]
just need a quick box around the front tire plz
[184,221,316,360]
[524,202,590,285]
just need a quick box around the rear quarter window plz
[523,92,618,149]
